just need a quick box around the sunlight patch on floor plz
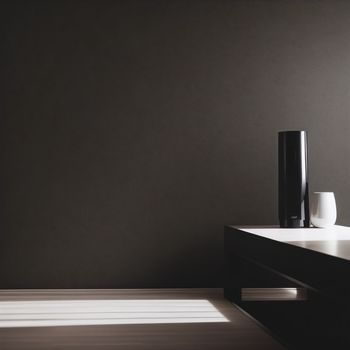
[0,299,228,328]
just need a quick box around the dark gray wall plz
[1,0,350,288]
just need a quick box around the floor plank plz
[0,289,284,350]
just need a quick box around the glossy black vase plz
[278,131,310,228]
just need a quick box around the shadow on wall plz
[1,0,349,288]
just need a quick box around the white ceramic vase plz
[310,192,337,228]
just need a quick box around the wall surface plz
[1,0,350,288]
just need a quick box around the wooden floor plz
[0,289,284,350]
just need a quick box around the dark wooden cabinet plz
[224,225,350,349]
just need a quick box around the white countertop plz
[234,225,350,242]
[230,225,350,261]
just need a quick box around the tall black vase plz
[278,131,310,228]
